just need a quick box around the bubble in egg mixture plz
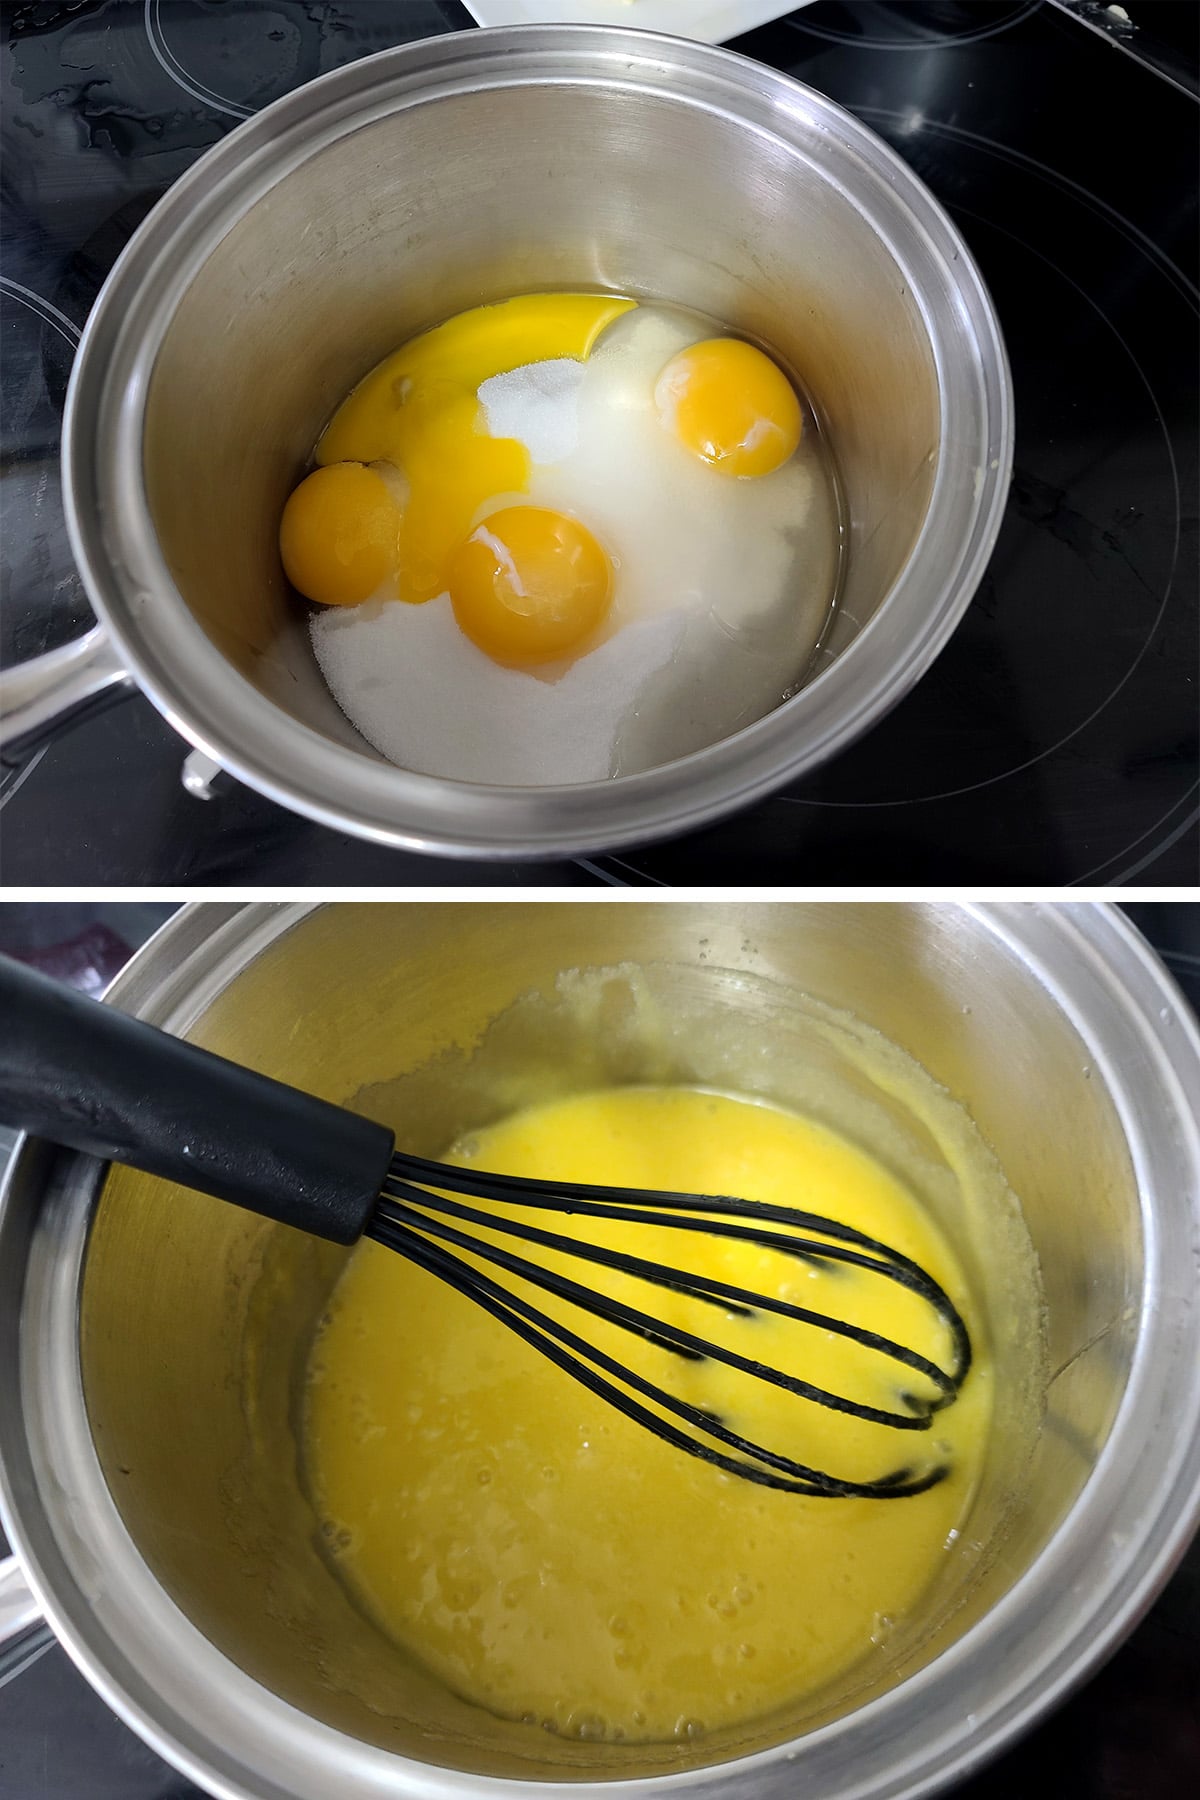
[290,294,843,785]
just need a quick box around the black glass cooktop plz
[0,898,1197,1799]
[0,0,1196,884]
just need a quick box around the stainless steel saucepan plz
[1,901,1198,1799]
[0,26,1011,855]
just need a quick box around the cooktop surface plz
[0,0,1196,883]
[0,898,1197,1798]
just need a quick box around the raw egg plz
[290,292,842,784]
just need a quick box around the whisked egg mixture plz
[281,295,842,784]
[304,1088,992,1745]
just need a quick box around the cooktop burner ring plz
[142,0,254,120]
[878,108,1199,304]
[765,104,1192,809]
[0,276,81,350]
[1070,785,1200,887]
[787,0,1044,51]
[786,222,1181,808]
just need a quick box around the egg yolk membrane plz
[449,506,613,666]
[279,462,403,608]
[655,337,803,478]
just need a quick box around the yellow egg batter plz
[304,1088,991,1745]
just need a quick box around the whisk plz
[0,956,971,1501]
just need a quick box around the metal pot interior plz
[76,903,1140,1784]
[141,65,940,761]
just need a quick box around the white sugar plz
[478,359,584,465]
[312,595,686,786]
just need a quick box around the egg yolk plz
[447,506,612,666]
[655,337,802,478]
[279,462,401,606]
[315,293,637,605]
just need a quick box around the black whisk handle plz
[0,955,394,1244]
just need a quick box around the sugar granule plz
[311,595,686,786]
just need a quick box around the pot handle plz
[0,1554,54,1687]
[0,626,133,758]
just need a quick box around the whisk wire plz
[377,1181,956,1422]
[383,1154,972,1382]
[371,1210,946,1500]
